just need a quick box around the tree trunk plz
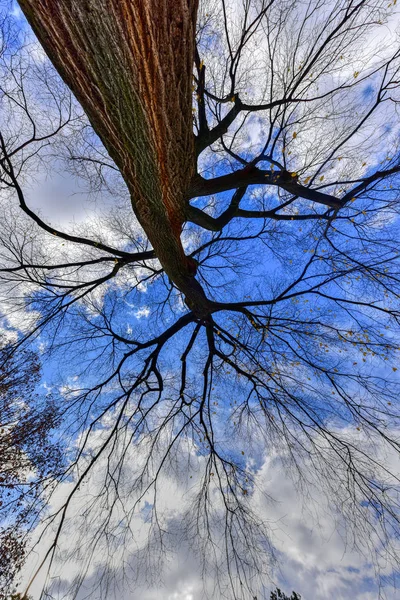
[18,0,211,315]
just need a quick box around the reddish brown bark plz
[18,0,211,314]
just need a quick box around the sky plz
[22,440,400,600]
[2,1,400,599]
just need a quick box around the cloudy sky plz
[2,1,400,599]
[22,441,399,600]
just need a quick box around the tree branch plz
[188,165,343,210]
[0,134,155,262]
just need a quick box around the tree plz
[270,589,301,600]
[0,340,62,599]
[1,0,400,598]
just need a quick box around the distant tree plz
[270,589,301,600]
[0,1,400,599]
[0,341,62,598]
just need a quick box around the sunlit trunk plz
[18,0,211,314]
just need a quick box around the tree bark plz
[18,0,212,315]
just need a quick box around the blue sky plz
[2,1,400,599]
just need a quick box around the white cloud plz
[134,306,150,319]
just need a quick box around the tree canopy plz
[1,0,400,598]
[270,589,301,600]
[0,341,62,599]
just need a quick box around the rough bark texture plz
[18,0,210,313]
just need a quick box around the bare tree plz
[0,0,400,598]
